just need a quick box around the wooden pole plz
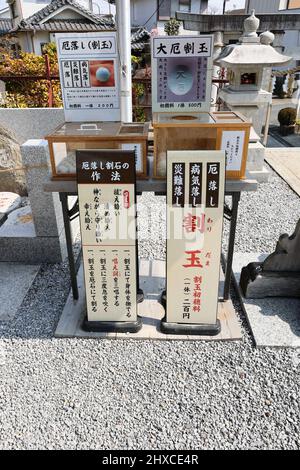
[44,54,53,108]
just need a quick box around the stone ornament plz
[240,219,300,298]
[260,31,275,46]
[243,10,260,38]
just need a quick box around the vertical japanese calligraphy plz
[77,150,137,323]
[189,163,202,207]
[172,163,185,207]
[206,163,220,208]
[166,151,225,326]
[56,32,120,122]
[220,130,245,172]
[151,35,214,113]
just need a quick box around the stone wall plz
[0,108,64,145]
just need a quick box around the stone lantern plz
[214,10,292,181]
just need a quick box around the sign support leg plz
[60,192,79,300]
[223,192,240,301]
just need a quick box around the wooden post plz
[44,54,53,108]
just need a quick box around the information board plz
[221,130,246,172]
[151,35,214,113]
[166,150,225,327]
[56,32,120,122]
[77,150,137,324]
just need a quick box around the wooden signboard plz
[76,149,141,332]
[161,150,225,335]
[151,35,214,113]
[56,32,121,122]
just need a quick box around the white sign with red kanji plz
[166,150,225,325]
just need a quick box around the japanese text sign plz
[166,151,225,325]
[56,32,120,122]
[151,35,214,113]
[77,150,137,323]
[221,130,246,172]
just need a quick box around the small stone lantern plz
[214,10,292,182]
[214,10,291,136]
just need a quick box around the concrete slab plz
[0,192,21,215]
[233,253,300,348]
[265,148,300,197]
[0,263,40,321]
[55,260,242,342]
[0,213,7,228]
[0,205,35,238]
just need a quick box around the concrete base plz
[0,262,40,321]
[247,166,270,183]
[55,260,242,341]
[0,205,79,263]
[233,253,300,348]
[246,141,270,182]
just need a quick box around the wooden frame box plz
[153,111,251,179]
[46,121,150,180]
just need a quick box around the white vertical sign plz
[77,150,137,324]
[166,150,225,327]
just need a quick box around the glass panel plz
[54,141,119,175]
[156,127,218,177]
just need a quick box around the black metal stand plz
[159,292,221,335]
[59,190,241,304]
[223,192,241,301]
[160,317,221,336]
[82,315,143,333]
[60,192,80,300]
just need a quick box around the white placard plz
[56,32,121,122]
[77,150,137,323]
[221,130,245,172]
[166,151,225,325]
[151,35,214,113]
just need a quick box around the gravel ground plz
[0,163,299,450]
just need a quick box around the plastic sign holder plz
[161,150,225,336]
[76,149,142,333]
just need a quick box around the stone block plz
[0,205,35,238]
[0,235,65,264]
[247,141,265,169]
[0,262,40,321]
[21,140,64,238]
[0,192,21,214]
[0,108,64,145]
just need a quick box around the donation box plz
[46,121,149,180]
[153,111,251,180]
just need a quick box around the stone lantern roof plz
[214,10,291,68]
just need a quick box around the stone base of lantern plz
[247,141,270,183]
[219,88,272,137]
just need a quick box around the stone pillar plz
[272,31,285,54]
[0,140,69,264]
